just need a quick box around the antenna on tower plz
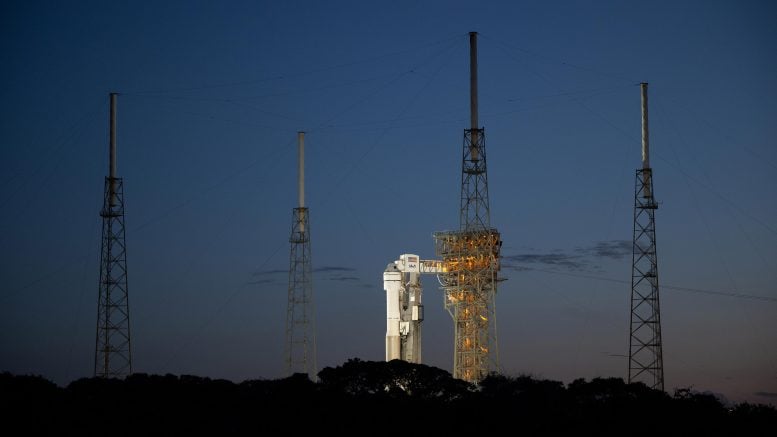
[469,31,479,157]
[628,82,664,390]
[640,83,650,170]
[284,131,317,380]
[434,32,502,383]
[95,92,132,378]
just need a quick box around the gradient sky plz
[2,0,775,405]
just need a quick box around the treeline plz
[2,358,775,435]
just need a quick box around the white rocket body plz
[384,268,402,360]
[384,254,442,363]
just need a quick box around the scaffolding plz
[628,167,664,390]
[434,228,501,382]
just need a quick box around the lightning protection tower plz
[435,32,502,383]
[628,83,664,390]
[95,92,132,378]
[284,131,317,380]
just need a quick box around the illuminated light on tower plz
[95,92,132,378]
[435,32,502,383]
[628,83,664,390]
[284,131,317,380]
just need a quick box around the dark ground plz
[3,359,775,435]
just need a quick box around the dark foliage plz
[319,358,471,400]
[2,362,775,435]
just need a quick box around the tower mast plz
[284,131,317,380]
[628,83,664,390]
[435,32,501,382]
[95,92,132,378]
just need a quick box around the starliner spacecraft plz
[383,254,446,363]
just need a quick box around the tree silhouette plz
[2,361,775,434]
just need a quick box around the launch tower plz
[94,93,132,378]
[285,132,317,380]
[434,32,502,383]
[628,83,664,390]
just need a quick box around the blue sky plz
[1,0,775,405]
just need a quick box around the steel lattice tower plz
[435,32,501,383]
[95,93,132,378]
[284,132,317,379]
[628,83,664,390]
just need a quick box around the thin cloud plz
[253,269,287,276]
[504,240,631,272]
[314,265,365,285]
[327,276,360,282]
[755,391,777,398]
[504,253,587,270]
[315,266,356,273]
[246,279,276,285]
[254,266,357,276]
[576,240,632,260]
[501,262,532,272]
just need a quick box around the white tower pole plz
[469,32,479,159]
[297,131,306,233]
[298,131,305,208]
[640,83,650,169]
[109,92,118,206]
